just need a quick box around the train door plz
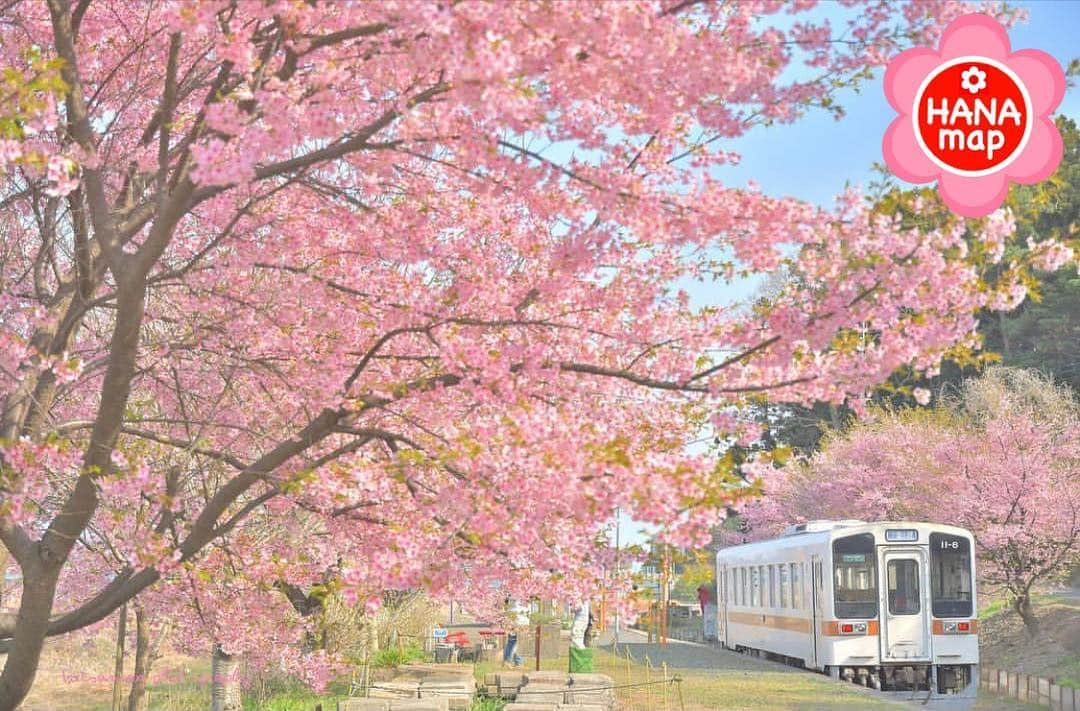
[810,555,821,669]
[879,548,931,661]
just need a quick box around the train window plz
[741,567,747,606]
[758,565,766,606]
[887,559,921,615]
[790,563,801,609]
[930,533,973,617]
[833,533,878,618]
[768,565,776,607]
[779,564,789,608]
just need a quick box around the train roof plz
[716,520,974,559]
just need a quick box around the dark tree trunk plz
[0,565,62,711]
[127,605,153,711]
[111,603,127,711]
[1014,593,1039,636]
[998,310,1013,360]
[210,643,242,711]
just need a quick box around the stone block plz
[524,671,571,687]
[563,692,611,705]
[496,671,526,689]
[338,700,390,711]
[515,692,567,704]
[370,683,420,699]
[387,699,450,711]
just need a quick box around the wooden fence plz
[980,666,1079,710]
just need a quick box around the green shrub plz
[371,643,426,668]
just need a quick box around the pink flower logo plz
[883,14,1064,218]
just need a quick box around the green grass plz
[370,643,426,668]
[979,591,1065,620]
[1054,655,1080,689]
[242,689,346,711]
[466,698,506,711]
[475,647,905,710]
[979,596,1009,620]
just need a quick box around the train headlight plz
[934,619,977,635]
[825,620,878,636]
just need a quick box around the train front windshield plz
[833,533,878,618]
[930,533,973,617]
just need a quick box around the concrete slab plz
[496,671,526,688]
[563,692,612,705]
[515,694,567,704]
[338,701,390,711]
[386,700,449,711]
[523,671,571,686]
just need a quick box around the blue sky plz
[615,0,1080,548]
[715,0,1080,207]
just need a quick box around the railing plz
[596,643,686,711]
[980,666,1079,710]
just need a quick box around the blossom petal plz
[938,13,1011,62]
[938,171,1009,218]
[1007,118,1063,185]
[1009,49,1066,117]
[883,47,940,114]
[883,117,937,183]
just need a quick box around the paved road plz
[595,626,800,673]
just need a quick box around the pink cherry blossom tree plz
[739,367,1080,634]
[0,1,1052,706]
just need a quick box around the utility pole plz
[534,622,542,671]
[660,547,671,646]
[613,506,620,647]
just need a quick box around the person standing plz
[697,583,712,615]
[503,599,529,668]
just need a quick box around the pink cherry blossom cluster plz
[0,0,1054,698]
[735,369,1080,594]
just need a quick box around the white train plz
[715,521,978,698]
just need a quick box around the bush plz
[469,698,506,711]
[370,643,426,668]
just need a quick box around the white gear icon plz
[960,66,987,94]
